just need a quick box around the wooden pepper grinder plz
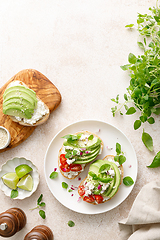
[24,225,54,240]
[0,207,26,237]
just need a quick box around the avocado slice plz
[3,98,35,111]
[3,85,37,100]
[3,104,33,119]
[74,146,101,164]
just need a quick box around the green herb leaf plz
[116,142,121,155]
[119,155,126,165]
[125,24,134,28]
[142,130,153,151]
[68,220,75,227]
[50,171,58,179]
[147,151,160,168]
[88,171,98,180]
[134,120,141,130]
[123,176,134,186]
[37,194,43,205]
[39,210,46,219]
[126,107,136,115]
[114,155,119,162]
[99,164,110,173]
[147,117,155,124]
[88,135,94,140]
[10,189,18,199]
[38,202,45,207]
[120,64,130,70]
[128,53,137,64]
[62,182,68,189]
[137,41,145,49]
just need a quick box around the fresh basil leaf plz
[126,107,136,115]
[134,120,141,130]
[142,130,153,151]
[68,220,75,227]
[116,142,121,155]
[62,182,68,189]
[147,151,160,168]
[88,135,94,140]
[119,155,126,165]
[137,41,145,49]
[114,155,119,162]
[11,189,18,199]
[39,210,46,219]
[50,172,58,179]
[99,164,110,173]
[123,176,134,186]
[62,134,72,140]
[88,171,98,180]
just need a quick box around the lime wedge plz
[15,164,33,178]
[2,172,19,189]
[17,174,33,191]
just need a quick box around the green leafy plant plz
[30,194,46,219]
[111,2,160,154]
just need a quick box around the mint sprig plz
[30,194,46,219]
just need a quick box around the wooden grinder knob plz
[24,225,54,240]
[0,207,26,237]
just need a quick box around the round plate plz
[44,120,137,214]
[0,157,39,199]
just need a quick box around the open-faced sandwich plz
[2,80,50,126]
[58,131,103,179]
[78,155,123,204]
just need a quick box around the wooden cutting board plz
[0,69,61,153]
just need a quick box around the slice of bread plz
[3,81,50,126]
[58,130,104,180]
[78,155,124,204]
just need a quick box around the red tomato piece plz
[94,195,103,204]
[70,164,82,172]
[60,164,71,172]
[60,154,67,166]
[78,186,85,196]
[83,195,95,203]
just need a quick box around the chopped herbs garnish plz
[68,220,75,227]
[50,171,58,179]
[62,182,68,189]
[111,3,160,153]
[123,176,134,186]
[10,189,18,199]
[147,151,160,168]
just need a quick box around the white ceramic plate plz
[44,120,137,214]
[0,157,39,199]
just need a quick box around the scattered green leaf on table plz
[11,189,18,199]
[147,151,160,168]
[142,130,153,151]
[68,220,75,227]
[39,210,46,219]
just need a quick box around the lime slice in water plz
[2,172,19,189]
[15,164,33,178]
[17,174,33,191]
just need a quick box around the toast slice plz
[3,81,50,126]
[58,130,104,179]
[78,155,124,204]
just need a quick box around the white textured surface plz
[0,0,159,239]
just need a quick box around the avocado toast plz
[3,81,50,126]
[78,155,123,204]
[58,131,104,179]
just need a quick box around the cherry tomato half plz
[78,186,85,196]
[70,164,82,172]
[60,164,71,172]
[83,195,95,203]
[60,154,67,166]
[94,195,103,204]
